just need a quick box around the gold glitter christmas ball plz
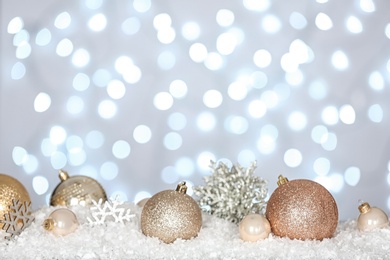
[50,170,107,207]
[0,173,31,227]
[266,175,338,240]
[141,181,202,243]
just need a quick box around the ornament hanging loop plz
[43,218,54,231]
[358,201,371,214]
[58,169,69,181]
[175,181,187,194]
[277,175,289,186]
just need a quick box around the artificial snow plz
[1,203,389,259]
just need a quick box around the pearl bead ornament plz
[239,213,271,242]
[43,208,79,236]
[357,201,389,231]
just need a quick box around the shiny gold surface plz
[277,175,289,186]
[0,173,31,227]
[358,202,370,214]
[141,183,202,243]
[266,178,338,240]
[175,181,187,194]
[50,170,107,207]
[43,218,55,231]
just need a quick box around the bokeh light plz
[2,0,390,220]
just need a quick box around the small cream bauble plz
[357,202,389,231]
[239,213,271,242]
[43,208,79,236]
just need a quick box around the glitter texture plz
[0,174,31,227]
[141,189,202,243]
[266,179,338,240]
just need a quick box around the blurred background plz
[1,0,390,221]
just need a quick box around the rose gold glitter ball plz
[266,176,338,240]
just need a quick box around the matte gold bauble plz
[0,173,31,227]
[141,182,202,243]
[266,175,338,240]
[50,170,107,207]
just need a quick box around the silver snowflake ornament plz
[193,160,268,224]
[1,199,35,240]
[87,198,135,225]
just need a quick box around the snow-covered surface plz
[1,203,390,260]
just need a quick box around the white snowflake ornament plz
[87,198,135,225]
[1,199,35,240]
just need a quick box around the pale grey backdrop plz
[1,0,390,221]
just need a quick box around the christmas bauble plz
[43,208,79,236]
[50,170,107,207]
[266,175,338,240]
[141,182,202,243]
[239,213,271,242]
[0,173,31,227]
[357,202,389,231]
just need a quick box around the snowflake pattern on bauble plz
[87,199,135,225]
[193,160,268,224]
[1,199,35,240]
